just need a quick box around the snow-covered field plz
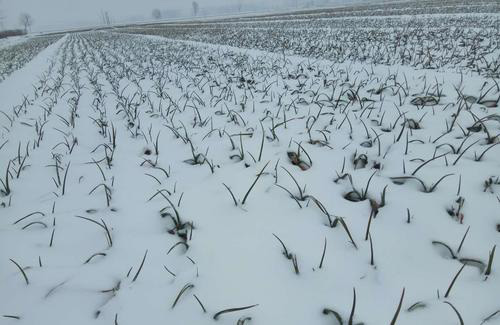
[0,36,28,50]
[0,2,499,325]
[0,34,62,83]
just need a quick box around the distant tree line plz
[151,1,200,21]
[0,29,26,39]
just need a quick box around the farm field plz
[0,1,499,325]
[0,34,62,83]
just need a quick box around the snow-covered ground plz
[0,6,499,325]
[0,34,62,83]
[121,12,500,78]
[0,36,29,50]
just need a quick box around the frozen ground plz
[0,3,499,325]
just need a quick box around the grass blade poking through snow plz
[322,308,343,325]
[338,217,358,249]
[272,233,292,258]
[213,304,259,320]
[369,233,375,266]
[9,259,29,285]
[390,288,405,325]
[171,283,194,309]
[281,166,306,200]
[443,301,464,325]
[13,211,45,225]
[456,226,470,254]
[485,245,496,277]
[167,241,189,255]
[193,294,206,313]
[258,121,265,162]
[61,162,70,196]
[75,216,112,248]
[365,210,374,241]
[0,160,11,196]
[348,288,356,325]
[132,250,148,282]
[481,310,500,324]
[319,237,327,269]
[237,316,252,325]
[222,183,238,206]
[241,161,269,205]
[444,264,466,298]
[412,153,446,175]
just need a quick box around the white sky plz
[0,0,305,32]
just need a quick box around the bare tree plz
[19,13,33,33]
[152,8,162,20]
[192,1,199,16]
[100,10,111,26]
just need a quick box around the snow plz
[0,36,29,50]
[0,6,499,325]
[0,34,62,83]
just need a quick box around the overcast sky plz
[0,0,313,32]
